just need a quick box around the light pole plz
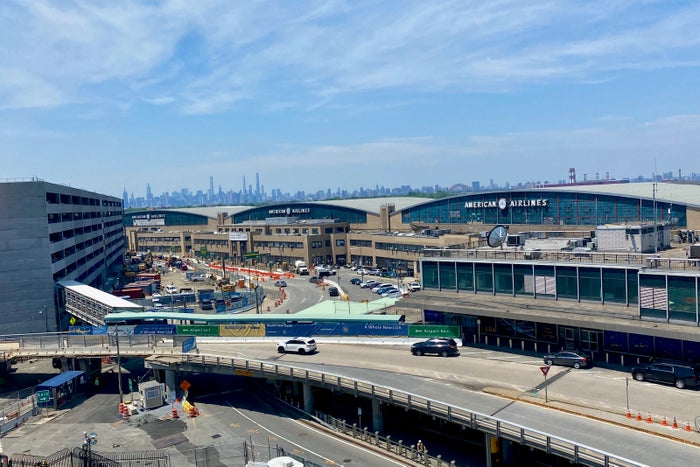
[115,323,123,403]
[82,431,97,467]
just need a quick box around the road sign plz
[182,336,196,353]
[540,366,550,376]
[243,252,259,258]
[200,246,208,255]
[37,390,51,403]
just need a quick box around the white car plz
[407,282,422,292]
[165,284,178,294]
[384,290,404,298]
[277,337,318,355]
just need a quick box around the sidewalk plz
[485,387,700,447]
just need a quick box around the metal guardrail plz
[6,340,648,467]
[422,248,700,272]
[172,352,647,467]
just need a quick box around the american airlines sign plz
[268,207,311,215]
[464,198,549,210]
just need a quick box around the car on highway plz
[543,351,592,369]
[349,277,362,285]
[277,337,318,355]
[274,280,287,287]
[328,286,340,297]
[631,362,700,389]
[410,338,460,357]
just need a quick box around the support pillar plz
[371,398,383,432]
[165,369,178,401]
[302,382,314,413]
[484,433,501,467]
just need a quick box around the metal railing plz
[171,352,647,467]
[4,340,649,467]
[422,248,700,271]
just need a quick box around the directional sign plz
[182,336,196,353]
[243,252,259,258]
[36,390,51,403]
[540,366,550,376]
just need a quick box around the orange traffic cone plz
[636,411,642,421]
[672,418,679,429]
[626,409,632,419]
[685,421,693,432]
[661,416,668,427]
[646,413,653,424]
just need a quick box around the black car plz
[349,277,362,285]
[309,276,319,283]
[631,362,700,389]
[410,338,460,357]
[543,351,592,369]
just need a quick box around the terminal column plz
[302,382,314,413]
[371,398,384,432]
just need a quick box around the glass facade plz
[421,258,700,326]
[234,204,368,224]
[667,275,697,323]
[401,190,686,227]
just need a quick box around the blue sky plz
[2,1,700,198]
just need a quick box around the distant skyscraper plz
[243,176,246,195]
[146,183,153,206]
[209,176,214,199]
[256,172,260,198]
[122,187,129,208]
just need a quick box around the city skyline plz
[123,167,697,210]
[2,2,700,198]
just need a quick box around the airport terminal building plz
[122,181,700,364]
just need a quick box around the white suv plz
[408,282,422,292]
[277,337,318,354]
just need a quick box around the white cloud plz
[1,1,699,112]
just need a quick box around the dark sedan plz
[543,351,592,369]
[410,338,460,357]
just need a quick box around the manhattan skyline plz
[2,2,700,198]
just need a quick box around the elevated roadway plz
[2,337,700,465]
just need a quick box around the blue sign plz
[182,336,196,353]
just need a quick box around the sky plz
[2,1,700,199]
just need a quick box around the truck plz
[294,260,309,275]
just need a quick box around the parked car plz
[631,362,700,389]
[356,268,370,275]
[376,285,397,295]
[328,286,340,297]
[543,351,592,369]
[407,282,422,292]
[349,277,362,285]
[383,290,404,298]
[371,283,393,293]
[274,280,287,287]
[309,276,319,283]
[165,284,178,294]
[360,280,379,289]
[410,338,460,357]
[277,337,318,355]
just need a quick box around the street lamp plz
[114,323,124,403]
[82,431,97,466]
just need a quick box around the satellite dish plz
[487,225,508,248]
